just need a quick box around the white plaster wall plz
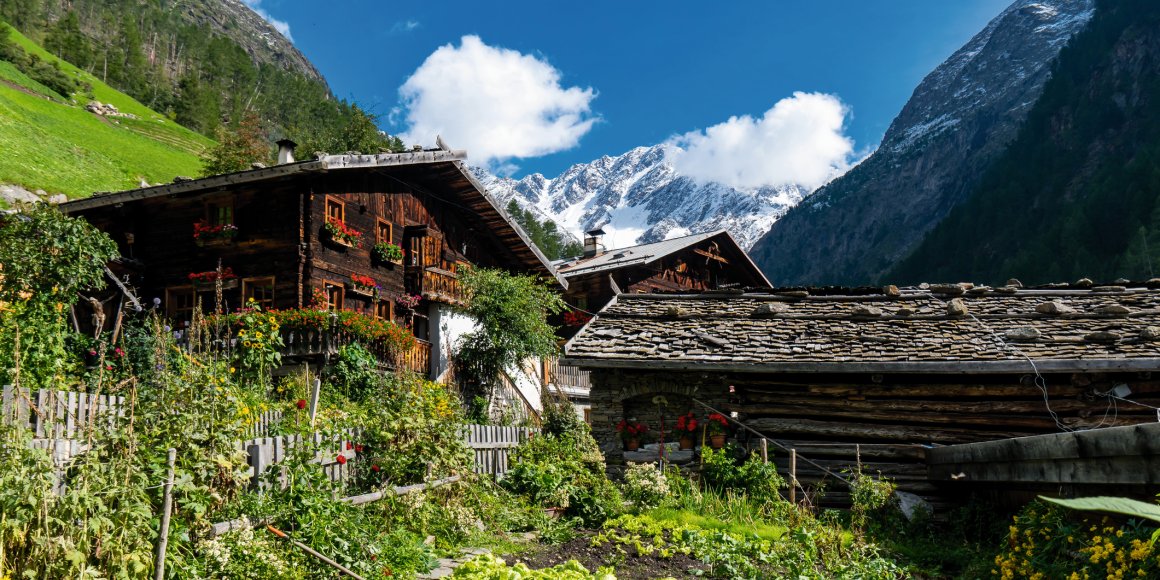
[429,303,478,382]
[429,302,546,415]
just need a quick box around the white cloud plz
[242,0,293,41]
[397,35,598,168]
[665,92,855,190]
[388,20,421,35]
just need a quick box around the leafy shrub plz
[848,470,896,532]
[198,519,305,579]
[324,342,381,402]
[700,444,786,503]
[505,427,621,526]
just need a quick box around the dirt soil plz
[505,531,711,579]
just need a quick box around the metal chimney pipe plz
[276,139,297,164]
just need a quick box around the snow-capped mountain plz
[748,0,1096,285]
[476,145,806,251]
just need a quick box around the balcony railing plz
[407,266,466,306]
[278,329,431,375]
[545,357,591,396]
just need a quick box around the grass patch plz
[645,507,787,542]
[0,25,212,197]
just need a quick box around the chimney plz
[583,228,606,258]
[276,139,297,164]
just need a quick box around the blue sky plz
[253,1,1011,180]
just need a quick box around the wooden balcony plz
[407,266,466,306]
[545,357,592,397]
[278,328,431,376]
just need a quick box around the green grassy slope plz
[0,25,213,199]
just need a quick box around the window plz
[243,277,275,310]
[323,280,344,312]
[571,296,588,311]
[376,219,393,245]
[165,286,195,320]
[325,196,344,224]
[375,300,393,321]
[583,408,591,425]
[206,200,234,226]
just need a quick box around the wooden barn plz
[546,229,770,421]
[61,142,566,390]
[562,282,1160,508]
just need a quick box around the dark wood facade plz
[556,231,770,336]
[62,151,564,370]
[565,286,1160,509]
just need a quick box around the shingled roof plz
[561,282,1160,373]
[555,230,770,287]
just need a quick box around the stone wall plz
[588,368,731,463]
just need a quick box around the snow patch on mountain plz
[475,144,808,251]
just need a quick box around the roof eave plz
[556,357,1160,375]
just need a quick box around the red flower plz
[355,444,364,452]
[346,441,353,450]
[296,399,307,410]
[371,464,381,472]
[105,365,113,371]
[336,454,347,465]
[676,412,698,433]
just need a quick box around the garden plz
[2,205,1160,579]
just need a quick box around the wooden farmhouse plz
[562,282,1160,509]
[546,230,771,421]
[61,143,566,409]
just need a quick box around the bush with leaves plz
[455,268,566,405]
[700,444,786,504]
[504,424,621,527]
[0,204,118,390]
[324,342,381,403]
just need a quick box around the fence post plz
[760,438,768,463]
[154,448,177,580]
[790,449,798,505]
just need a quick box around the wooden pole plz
[790,449,798,504]
[856,444,862,473]
[760,438,768,463]
[308,376,321,429]
[154,448,176,580]
[267,524,367,580]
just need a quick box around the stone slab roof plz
[561,283,1160,373]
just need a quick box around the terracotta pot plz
[709,434,726,449]
[625,438,640,451]
[679,436,694,450]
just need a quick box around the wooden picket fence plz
[4,386,538,492]
[463,424,537,478]
[2,386,126,439]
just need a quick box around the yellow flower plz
[230,367,236,373]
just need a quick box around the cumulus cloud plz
[242,0,293,41]
[397,35,598,168]
[665,92,855,190]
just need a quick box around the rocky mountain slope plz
[176,0,323,83]
[748,0,1095,285]
[478,145,807,251]
[890,0,1160,284]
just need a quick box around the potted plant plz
[193,220,238,247]
[188,267,238,290]
[675,411,698,450]
[563,310,592,327]
[347,273,378,298]
[323,217,362,248]
[616,419,649,451]
[372,241,405,265]
[705,412,730,449]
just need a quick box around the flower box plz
[323,218,362,249]
[194,278,238,291]
[347,284,375,298]
[372,242,405,265]
[196,236,235,249]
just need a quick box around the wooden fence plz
[4,387,536,492]
[463,424,536,478]
[2,386,125,439]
